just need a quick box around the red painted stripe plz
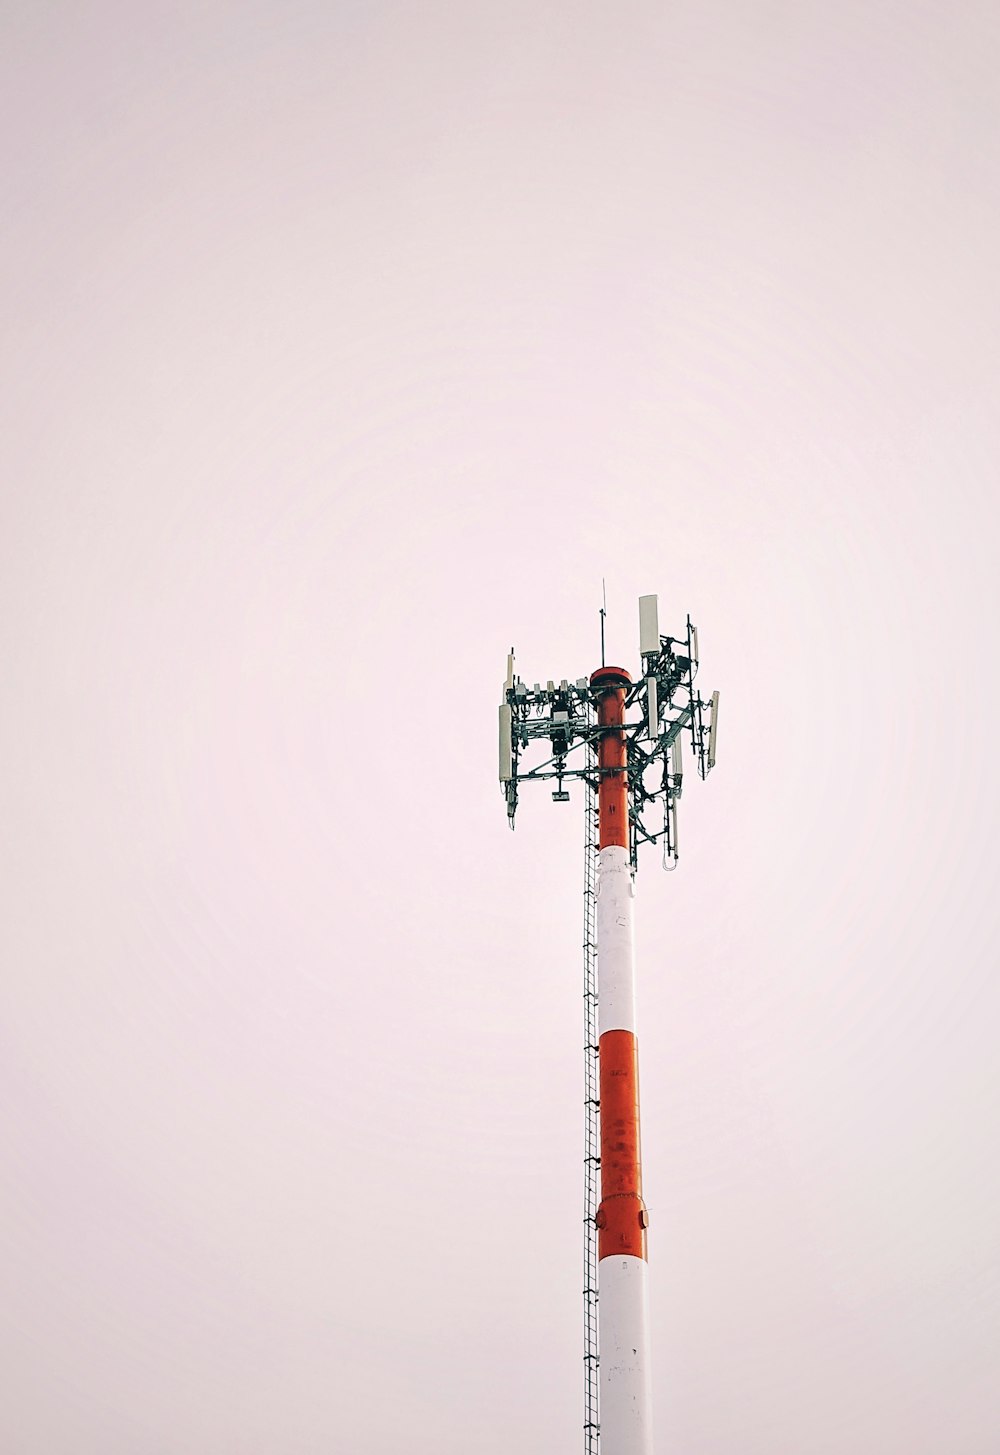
[596,1028,648,1260]
[590,667,631,851]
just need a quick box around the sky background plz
[2,2,999,1452]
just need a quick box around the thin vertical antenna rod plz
[599,580,607,667]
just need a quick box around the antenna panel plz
[505,651,515,691]
[639,595,660,655]
[646,676,658,739]
[499,704,513,781]
[707,690,719,768]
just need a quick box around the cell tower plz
[499,594,719,1455]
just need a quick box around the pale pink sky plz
[2,3,999,1452]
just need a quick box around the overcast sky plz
[2,3,999,1452]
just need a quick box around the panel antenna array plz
[500,597,719,868]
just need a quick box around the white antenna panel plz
[671,736,683,777]
[707,690,719,768]
[499,704,513,781]
[639,595,659,655]
[646,676,658,739]
[505,651,515,691]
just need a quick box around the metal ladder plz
[583,781,601,1454]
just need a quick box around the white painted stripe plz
[596,844,637,1037]
[599,1254,654,1455]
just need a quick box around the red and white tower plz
[591,666,652,1452]
[500,595,719,1455]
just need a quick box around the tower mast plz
[591,665,652,1451]
[499,595,719,1455]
